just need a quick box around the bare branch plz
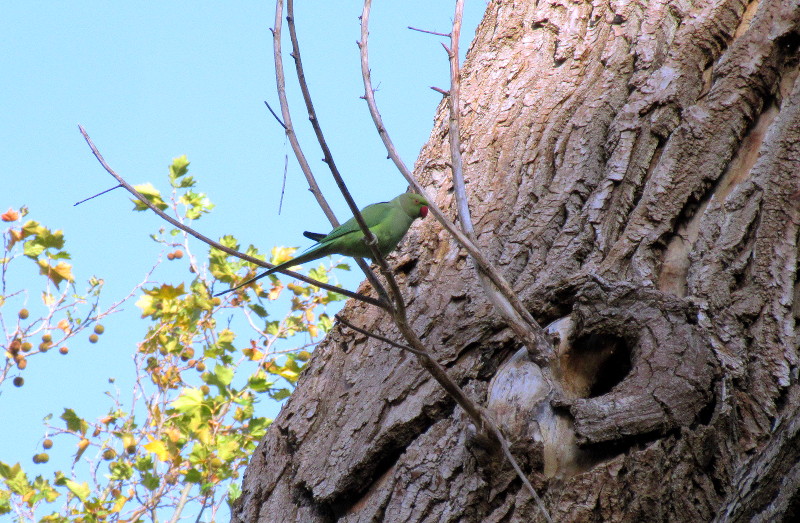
[74,184,123,206]
[430,86,450,96]
[77,125,386,309]
[284,0,390,305]
[272,0,338,225]
[335,314,425,356]
[263,100,288,129]
[359,0,553,365]
[408,26,451,38]
[357,2,553,518]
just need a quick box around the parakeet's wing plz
[303,231,327,242]
[315,201,393,244]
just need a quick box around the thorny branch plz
[77,125,386,309]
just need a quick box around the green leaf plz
[64,479,90,502]
[170,388,208,417]
[141,472,160,491]
[109,461,133,481]
[213,365,234,387]
[184,469,203,484]
[247,417,271,438]
[270,388,291,401]
[131,183,169,211]
[60,409,89,436]
[168,155,191,182]
[247,375,274,393]
[227,483,242,504]
[248,303,268,318]
[0,462,29,495]
[308,265,328,284]
[319,313,333,333]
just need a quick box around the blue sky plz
[1,1,484,518]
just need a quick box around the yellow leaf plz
[42,291,56,306]
[143,438,170,462]
[270,246,297,265]
[111,493,129,513]
[37,259,74,287]
[267,285,283,301]
[74,438,90,464]
[57,319,71,334]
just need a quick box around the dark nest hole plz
[562,332,632,398]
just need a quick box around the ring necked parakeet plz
[216,192,429,296]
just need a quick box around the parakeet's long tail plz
[213,244,328,297]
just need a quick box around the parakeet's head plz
[397,192,429,219]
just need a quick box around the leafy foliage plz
[0,157,347,520]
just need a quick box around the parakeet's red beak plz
[420,206,429,218]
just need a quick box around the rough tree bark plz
[233,0,800,521]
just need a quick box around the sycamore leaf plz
[37,260,74,287]
[60,409,89,436]
[170,388,209,417]
[270,246,297,265]
[131,183,168,211]
[143,438,171,462]
[1,208,19,222]
[64,480,90,502]
[270,388,291,401]
[169,155,190,181]
[143,283,186,300]
[0,463,29,495]
[135,294,156,318]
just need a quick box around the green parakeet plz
[216,192,429,296]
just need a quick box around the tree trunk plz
[233,0,800,521]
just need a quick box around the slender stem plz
[408,26,451,38]
[335,314,425,356]
[77,125,386,309]
[443,6,551,517]
[358,0,553,365]
[358,2,553,519]
[167,484,192,523]
[284,0,391,305]
[272,0,338,225]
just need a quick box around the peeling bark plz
[233,0,800,521]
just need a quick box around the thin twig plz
[408,26,451,38]
[335,314,425,356]
[77,125,386,309]
[284,0,391,305]
[360,2,552,519]
[271,1,338,225]
[430,86,450,96]
[263,100,288,129]
[443,3,551,520]
[358,0,553,365]
[74,184,123,206]
[279,149,288,214]
[167,484,192,523]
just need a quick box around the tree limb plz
[283,0,390,305]
[358,0,553,365]
[77,125,386,309]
